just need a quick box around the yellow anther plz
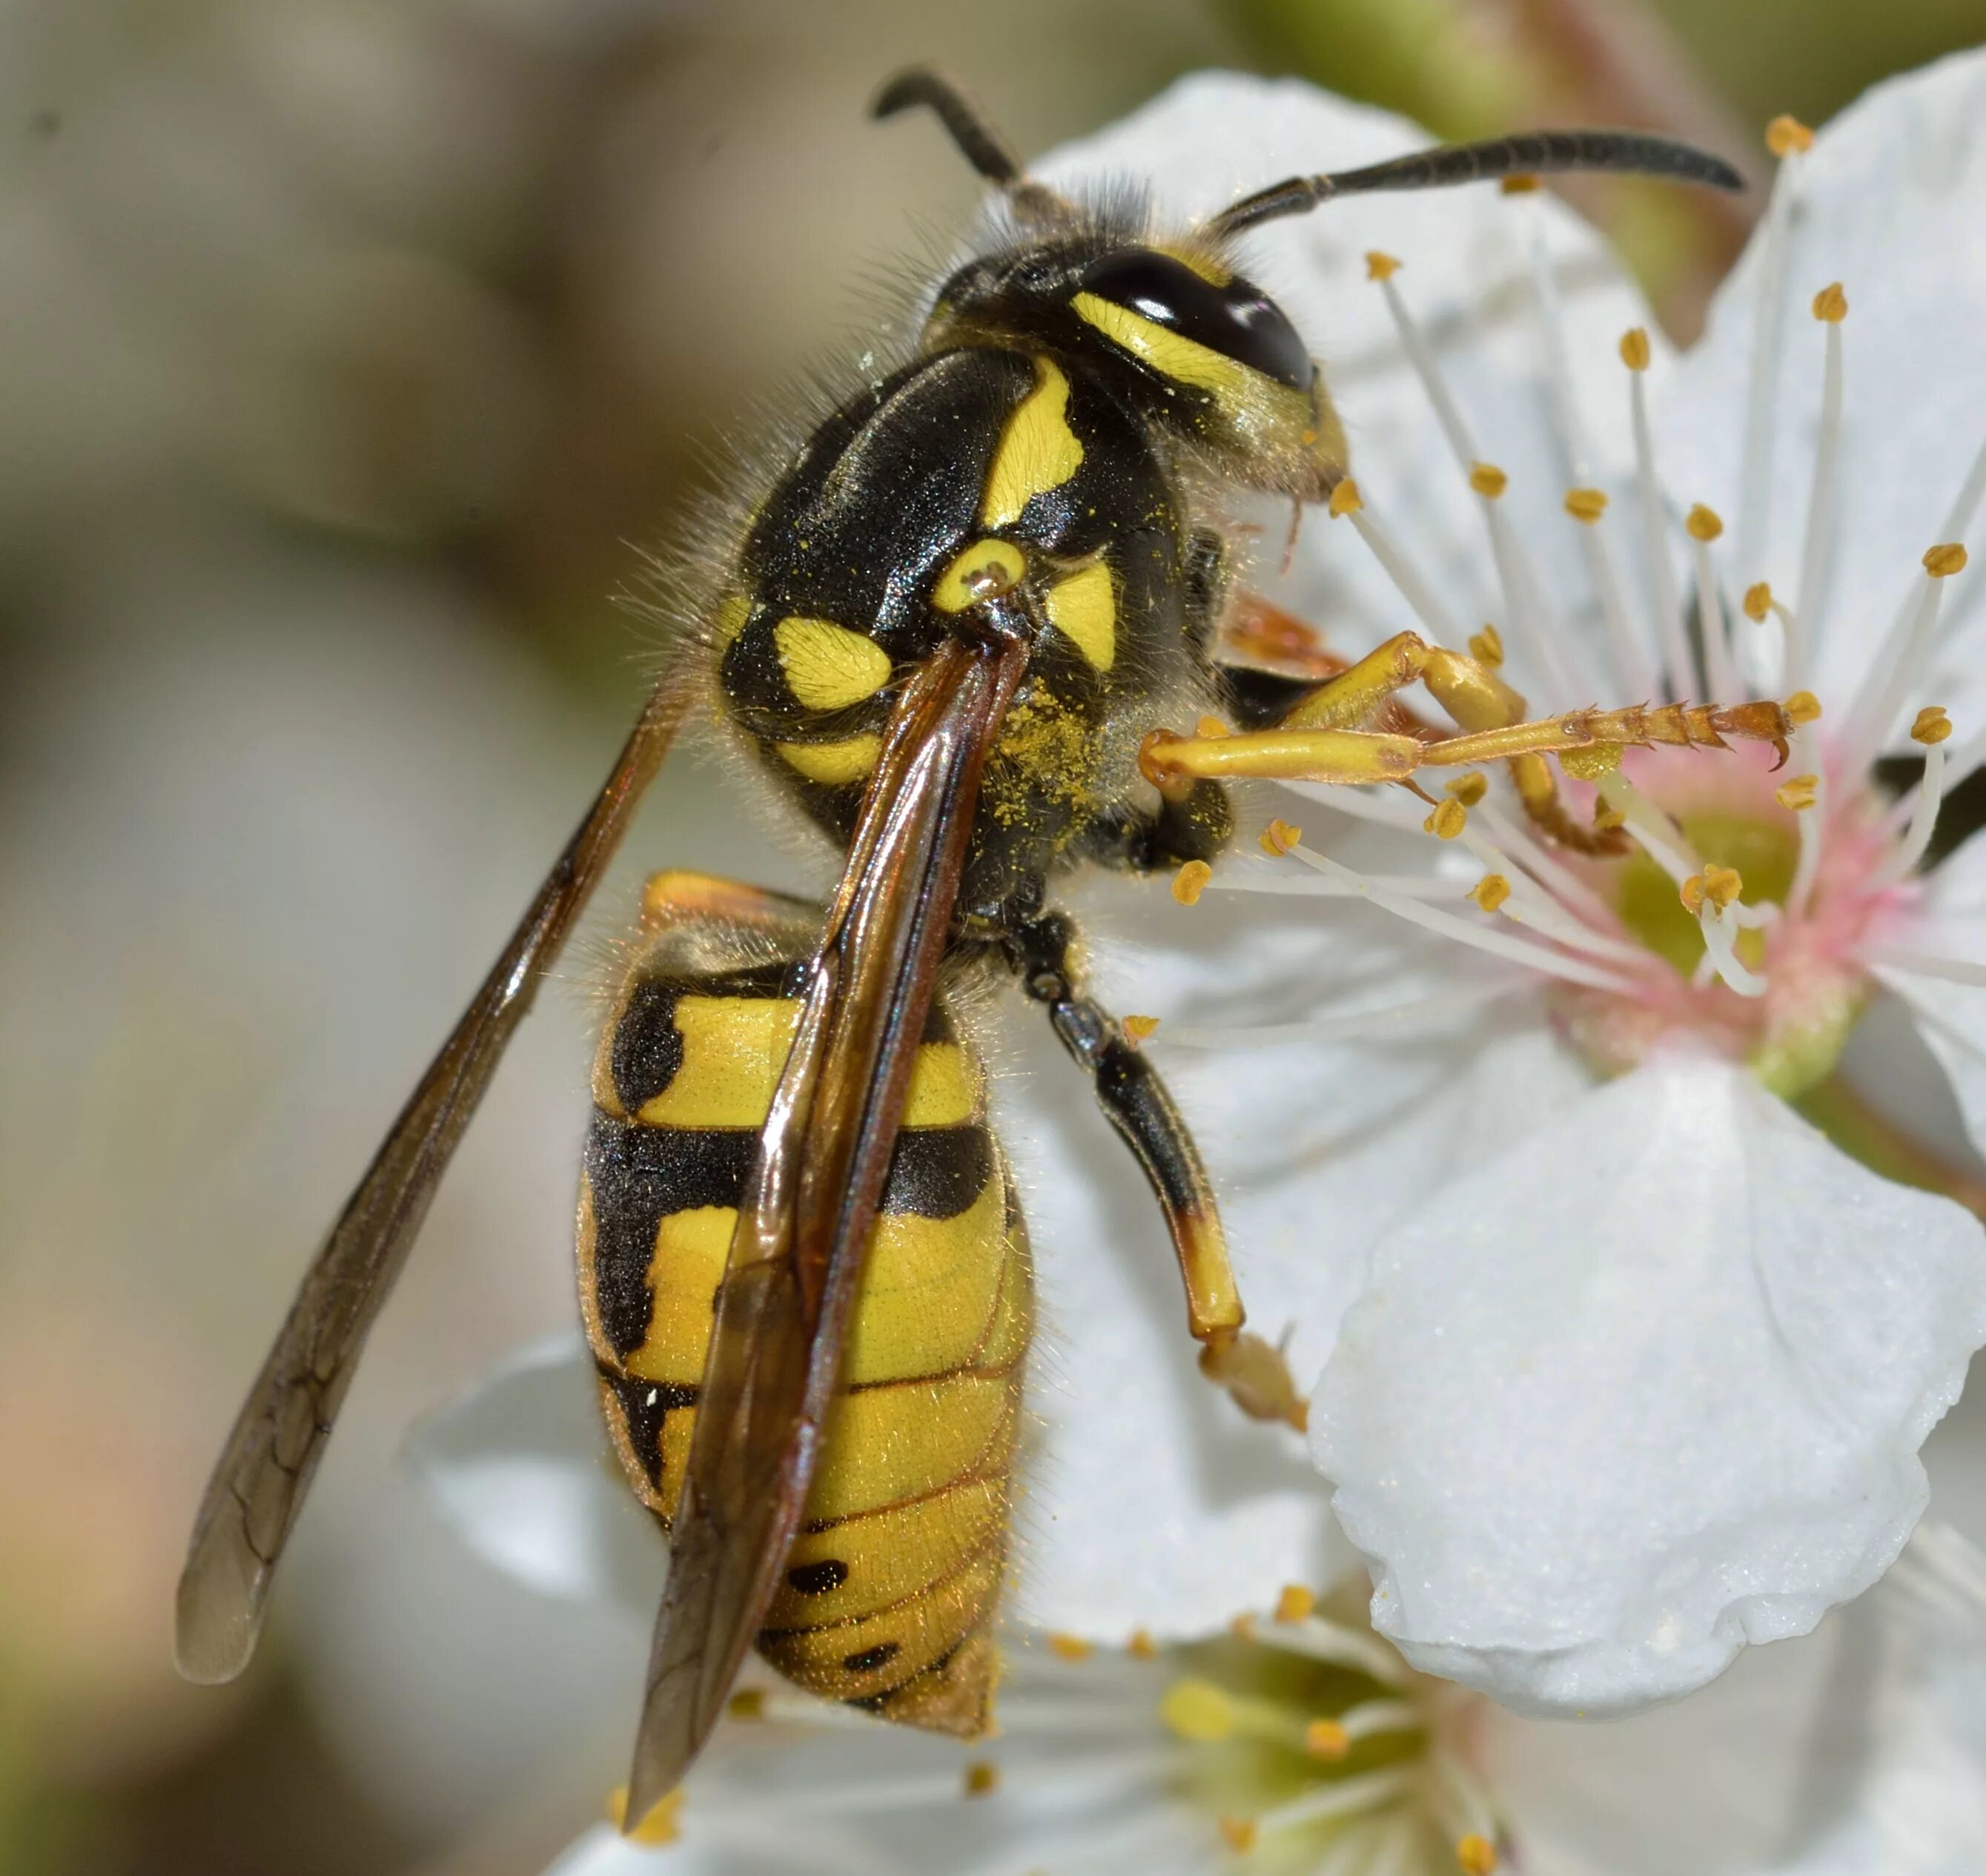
[1686,503,1724,542]
[1219,1817,1261,1854]
[1366,251,1402,281]
[1424,798,1469,840]
[1680,872,1706,915]
[1457,1832,1500,1875]
[1196,715,1232,738]
[1775,773,1819,811]
[1563,487,1609,524]
[1619,327,1652,371]
[963,1760,1000,1798]
[1259,817,1303,857]
[1471,873,1512,913]
[1767,113,1815,156]
[1446,772,1489,806]
[1160,1678,1237,1743]
[1812,282,1848,323]
[1127,1628,1158,1660]
[1171,860,1212,906]
[726,1688,767,1721]
[1701,863,1744,909]
[1305,1717,1350,1760]
[1786,689,1822,725]
[1743,581,1774,621]
[1468,623,1505,667]
[1499,173,1540,194]
[609,1787,684,1846]
[1122,1013,1160,1044]
[1469,462,1509,500]
[1593,801,1626,833]
[1328,477,1365,517]
[1924,543,1969,578]
[1048,1633,1095,1663]
[1913,706,1953,746]
[1230,1612,1259,1642]
[1274,1583,1317,1624]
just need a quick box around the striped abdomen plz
[578,949,1030,1734]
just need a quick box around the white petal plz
[1660,49,1986,726]
[1001,889,1587,1637]
[405,1333,665,1612]
[1491,1521,1986,1876]
[1312,1050,1986,1715]
[1034,73,1669,710]
[1881,828,1986,1161]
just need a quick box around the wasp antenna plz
[1206,128,1744,237]
[873,65,1024,187]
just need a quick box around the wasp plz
[176,67,1781,1825]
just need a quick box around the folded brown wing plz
[623,627,1030,1823]
[175,674,694,1683]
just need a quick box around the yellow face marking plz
[841,1178,1008,1386]
[933,537,1026,613]
[774,615,892,712]
[980,357,1084,529]
[1043,560,1116,672]
[632,996,801,1127]
[710,591,751,649]
[771,1476,1007,1630]
[776,734,882,783]
[1071,290,1260,398]
[626,1204,735,1384]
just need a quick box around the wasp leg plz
[638,869,820,935]
[1142,630,1792,834]
[1004,908,1306,1431]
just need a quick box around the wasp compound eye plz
[1077,249,1314,392]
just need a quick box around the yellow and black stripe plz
[579,944,1030,1732]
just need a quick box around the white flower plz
[415,52,1986,1792]
[524,1524,1986,1876]
[1015,56,1986,1715]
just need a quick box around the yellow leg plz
[1151,632,1791,811]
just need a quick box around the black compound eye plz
[1078,248,1314,392]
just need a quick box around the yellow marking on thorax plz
[774,615,892,712]
[1071,291,1254,398]
[777,734,881,783]
[632,996,801,1127]
[625,1204,735,1384]
[1044,560,1116,672]
[841,1177,1007,1385]
[980,357,1084,529]
[710,591,751,649]
[933,537,1026,613]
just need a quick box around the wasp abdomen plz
[580,942,1031,1733]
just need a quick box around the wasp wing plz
[175,673,695,1684]
[622,627,1030,1821]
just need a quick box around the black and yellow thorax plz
[713,342,1197,914]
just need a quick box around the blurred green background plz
[2,1,1982,1870]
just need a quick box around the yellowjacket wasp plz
[176,66,1784,1826]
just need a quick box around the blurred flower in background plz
[4,0,1986,1872]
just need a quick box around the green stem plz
[1793,1072,1986,1221]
